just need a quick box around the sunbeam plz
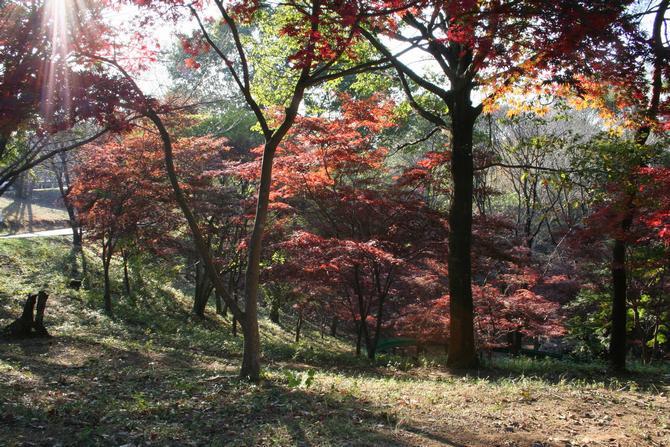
[40,0,84,123]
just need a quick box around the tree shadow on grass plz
[0,335,507,447]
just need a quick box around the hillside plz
[0,238,668,447]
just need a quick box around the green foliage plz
[565,289,612,359]
[283,369,315,389]
[573,133,664,197]
[180,109,262,150]
[246,7,302,108]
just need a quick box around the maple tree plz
[70,131,233,314]
[5,0,666,381]
[106,0,406,381]
[351,0,639,368]
[607,0,670,370]
[0,0,137,196]
[69,135,174,313]
[242,95,450,359]
[568,0,670,370]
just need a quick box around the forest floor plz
[0,238,668,447]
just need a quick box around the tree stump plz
[2,291,51,339]
[33,291,50,337]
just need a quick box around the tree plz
[356,0,637,367]
[0,0,133,195]
[606,0,670,370]
[559,0,670,370]
[639,167,670,242]
[49,150,83,248]
[70,134,185,312]
[253,95,449,359]
[114,0,395,381]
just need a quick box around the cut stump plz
[2,291,51,339]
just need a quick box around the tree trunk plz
[510,330,522,356]
[0,133,8,162]
[632,305,648,364]
[147,109,249,371]
[368,294,387,361]
[80,232,88,278]
[361,319,374,360]
[102,241,113,315]
[215,292,223,315]
[446,87,479,369]
[355,321,363,356]
[330,317,338,337]
[240,138,283,382]
[55,154,82,248]
[14,172,32,200]
[295,310,303,343]
[192,263,210,318]
[122,250,131,297]
[232,293,239,337]
[269,299,280,324]
[146,41,310,378]
[610,225,630,371]
[652,318,661,361]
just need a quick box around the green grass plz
[0,238,669,446]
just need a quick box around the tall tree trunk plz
[55,153,82,248]
[608,1,668,369]
[215,292,223,315]
[446,86,479,369]
[232,293,239,336]
[14,172,32,200]
[610,216,632,371]
[240,138,282,381]
[368,294,387,361]
[510,330,522,356]
[652,318,661,361]
[80,231,88,278]
[146,50,306,380]
[66,203,81,246]
[361,319,374,360]
[147,109,245,334]
[632,305,649,363]
[192,263,211,317]
[0,133,8,162]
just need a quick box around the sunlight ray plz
[40,0,78,123]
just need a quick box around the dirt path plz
[0,228,73,238]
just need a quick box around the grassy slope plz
[0,238,668,447]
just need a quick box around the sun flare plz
[40,0,84,120]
